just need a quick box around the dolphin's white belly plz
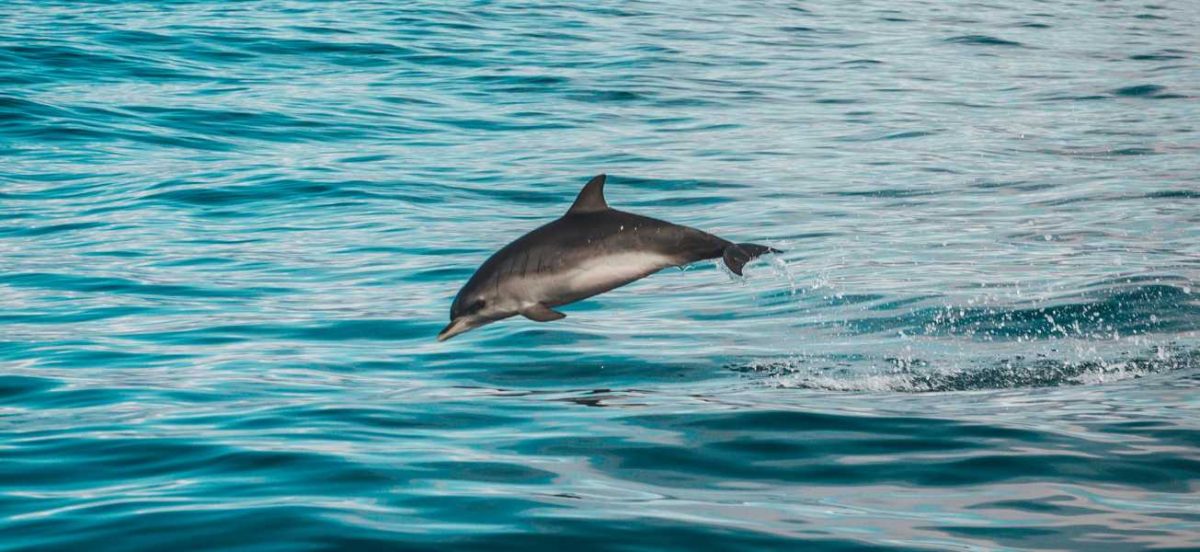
[559,250,677,302]
[496,250,680,310]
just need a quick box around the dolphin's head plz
[437,278,514,342]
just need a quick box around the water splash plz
[733,346,1200,392]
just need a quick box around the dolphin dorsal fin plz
[567,174,608,214]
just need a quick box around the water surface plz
[2,1,1199,550]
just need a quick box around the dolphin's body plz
[437,174,778,341]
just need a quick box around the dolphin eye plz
[468,299,485,313]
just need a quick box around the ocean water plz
[2,0,1199,549]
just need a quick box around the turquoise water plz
[3,1,1199,549]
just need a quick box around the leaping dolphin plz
[437,174,779,341]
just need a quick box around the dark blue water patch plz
[1108,147,1156,156]
[458,186,564,207]
[1129,51,1187,61]
[465,73,572,93]
[0,272,286,299]
[151,256,239,268]
[460,357,726,389]
[0,209,35,221]
[122,105,369,143]
[211,450,401,490]
[1079,274,1191,291]
[12,122,237,151]
[653,409,1032,438]
[6,123,109,143]
[128,319,432,346]
[1143,190,1200,199]
[916,351,1196,390]
[696,289,886,320]
[1031,146,1164,160]
[0,95,72,123]
[778,25,820,33]
[829,187,937,198]
[777,231,841,241]
[1,435,396,493]
[413,461,557,485]
[1100,420,1200,449]
[613,175,751,192]
[733,346,1200,392]
[430,116,572,132]
[79,250,151,259]
[0,375,60,402]
[0,43,204,83]
[808,292,891,310]
[146,181,355,208]
[30,347,196,371]
[839,59,884,71]
[944,35,1024,47]
[338,245,479,257]
[123,324,300,346]
[0,221,107,237]
[868,294,945,312]
[375,518,891,552]
[392,493,552,529]
[203,35,419,67]
[0,305,153,325]
[220,403,527,434]
[0,383,138,411]
[567,89,648,103]
[878,130,939,140]
[642,95,729,108]
[2,168,113,185]
[626,195,732,208]
[338,153,390,163]
[96,29,186,48]
[0,437,218,486]
[287,24,363,36]
[291,319,432,341]
[839,284,1198,339]
[507,408,1199,490]
[968,496,1106,516]
[2,506,366,552]
[411,265,476,281]
[656,121,747,134]
[1111,84,1178,98]
[929,525,1092,550]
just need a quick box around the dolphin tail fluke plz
[722,243,780,276]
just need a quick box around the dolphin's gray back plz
[548,209,730,265]
[460,209,730,309]
[442,174,779,339]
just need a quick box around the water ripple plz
[2,0,1199,550]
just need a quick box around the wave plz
[838,283,1198,340]
[733,346,1200,392]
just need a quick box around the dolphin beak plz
[437,317,479,342]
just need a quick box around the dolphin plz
[437,174,779,341]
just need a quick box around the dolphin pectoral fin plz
[722,243,781,276]
[520,304,566,322]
